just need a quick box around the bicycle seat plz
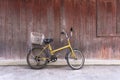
[44,38,53,44]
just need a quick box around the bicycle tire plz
[27,48,48,69]
[66,49,85,70]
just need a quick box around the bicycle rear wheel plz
[66,49,85,70]
[27,48,48,69]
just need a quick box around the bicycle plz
[27,28,85,70]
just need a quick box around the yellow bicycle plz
[27,28,85,70]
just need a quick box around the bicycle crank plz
[50,55,57,62]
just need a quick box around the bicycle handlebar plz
[60,27,73,39]
[61,29,69,39]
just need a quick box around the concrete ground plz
[0,66,120,80]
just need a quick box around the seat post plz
[48,44,52,51]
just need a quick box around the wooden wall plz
[0,0,120,60]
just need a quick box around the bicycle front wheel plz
[66,49,85,70]
[27,48,48,69]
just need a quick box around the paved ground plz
[0,66,120,80]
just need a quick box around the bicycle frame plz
[41,38,76,58]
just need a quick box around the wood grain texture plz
[0,0,6,59]
[0,0,120,60]
[97,0,116,36]
[117,0,120,34]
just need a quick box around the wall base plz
[0,59,120,66]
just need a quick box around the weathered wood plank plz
[19,0,28,59]
[73,0,83,49]
[32,0,40,32]
[0,0,6,58]
[97,0,116,36]
[5,0,13,59]
[0,0,120,60]
[6,0,21,59]
[25,0,34,49]
[40,0,48,38]
[53,0,61,48]
[117,0,120,34]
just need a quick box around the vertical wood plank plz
[25,0,34,49]
[0,0,6,59]
[73,0,87,57]
[46,0,57,49]
[40,0,48,37]
[85,0,97,58]
[32,0,40,32]
[117,0,120,33]
[4,0,13,59]
[0,0,2,57]
[53,0,61,48]
[7,0,21,59]
[47,0,54,38]
[20,0,28,59]
[97,0,116,36]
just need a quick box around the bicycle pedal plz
[50,55,57,62]
[47,60,50,63]
[51,59,57,62]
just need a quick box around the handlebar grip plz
[70,27,73,32]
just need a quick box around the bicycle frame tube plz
[48,39,76,57]
[37,45,49,56]
[51,45,70,54]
